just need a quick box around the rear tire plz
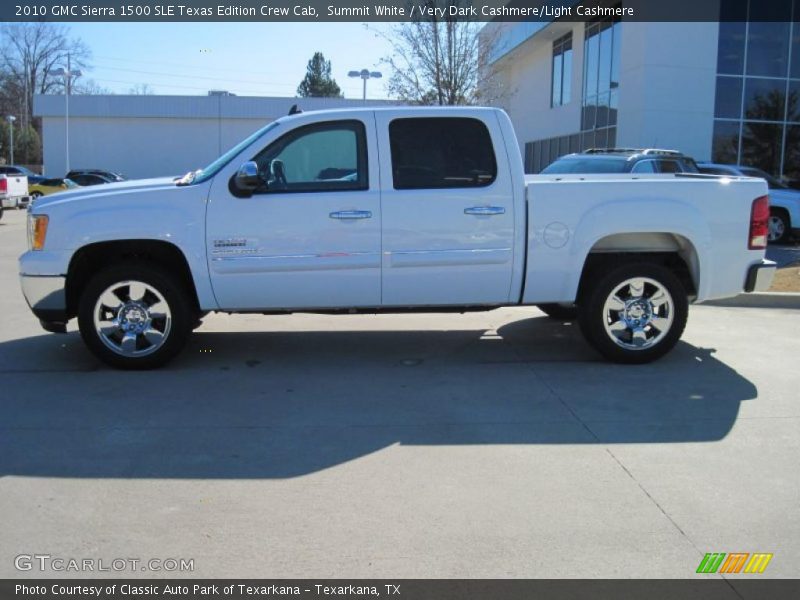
[578,262,688,364]
[768,209,791,244]
[78,262,194,369]
[536,303,579,320]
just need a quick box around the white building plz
[34,94,397,178]
[488,0,800,182]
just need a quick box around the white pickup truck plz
[19,107,776,369]
[0,173,29,213]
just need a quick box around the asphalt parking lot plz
[0,207,798,581]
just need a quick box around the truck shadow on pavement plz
[0,315,757,478]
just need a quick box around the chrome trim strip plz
[210,251,381,274]
[386,247,512,268]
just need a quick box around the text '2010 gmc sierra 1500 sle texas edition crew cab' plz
[20,107,776,369]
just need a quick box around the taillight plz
[0,178,7,193]
[749,195,770,250]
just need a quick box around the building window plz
[712,0,800,183]
[581,9,621,150]
[551,33,573,107]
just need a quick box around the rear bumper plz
[744,260,777,293]
[20,273,68,329]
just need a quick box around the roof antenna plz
[288,104,302,115]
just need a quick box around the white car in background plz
[698,163,800,244]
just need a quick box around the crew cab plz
[19,107,775,369]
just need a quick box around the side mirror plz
[230,161,261,197]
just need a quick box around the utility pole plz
[53,54,82,173]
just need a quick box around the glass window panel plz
[718,21,747,75]
[541,139,551,170]
[562,47,573,104]
[744,78,787,121]
[569,133,581,153]
[788,80,800,122]
[598,25,613,95]
[715,76,743,118]
[595,127,609,149]
[389,118,497,190]
[559,136,570,157]
[582,97,597,131]
[783,124,800,182]
[631,160,657,173]
[584,31,600,99]
[610,21,622,88]
[582,131,595,151]
[609,89,619,126]
[792,12,800,78]
[596,92,610,128]
[747,22,791,78]
[550,136,560,163]
[552,53,563,107]
[712,120,741,164]
[741,121,784,175]
[252,121,367,194]
[607,127,617,149]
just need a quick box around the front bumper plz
[20,273,68,330]
[744,259,777,293]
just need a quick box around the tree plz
[0,23,91,128]
[0,122,40,166]
[297,52,342,98]
[375,1,506,105]
[128,83,155,95]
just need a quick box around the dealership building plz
[33,94,395,179]
[488,0,800,181]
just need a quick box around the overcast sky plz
[68,22,394,99]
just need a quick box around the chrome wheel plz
[768,215,786,243]
[92,280,172,357]
[602,277,674,351]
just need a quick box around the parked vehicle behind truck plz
[19,107,775,369]
[0,173,29,211]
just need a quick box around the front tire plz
[78,263,193,369]
[578,262,688,364]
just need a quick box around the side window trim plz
[250,119,369,195]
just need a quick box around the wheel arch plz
[66,240,201,319]
[576,232,700,303]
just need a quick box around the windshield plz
[738,167,788,190]
[541,157,630,174]
[183,121,280,185]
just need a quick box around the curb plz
[702,292,800,310]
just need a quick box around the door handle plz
[329,210,372,220]
[464,206,505,216]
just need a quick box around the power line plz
[91,63,300,88]
[84,76,390,99]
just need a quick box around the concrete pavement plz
[0,208,797,581]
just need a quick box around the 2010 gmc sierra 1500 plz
[19,107,776,368]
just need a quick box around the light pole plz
[6,115,16,164]
[52,59,82,173]
[348,69,382,101]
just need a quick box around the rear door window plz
[388,117,497,189]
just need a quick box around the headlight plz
[28,214,49,251]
